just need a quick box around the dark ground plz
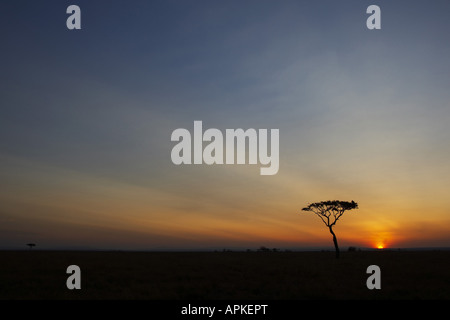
[1,250,449,300]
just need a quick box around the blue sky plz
[1,1,450,250]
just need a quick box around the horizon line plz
[3,246,450,252]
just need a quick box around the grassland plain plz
[1,250,450,300]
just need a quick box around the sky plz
[1,0,450,250]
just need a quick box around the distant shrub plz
[257,246,280,252]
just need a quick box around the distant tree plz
[301,200,358,259]
[26,243,36,250]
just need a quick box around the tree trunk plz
[328,226,340,259]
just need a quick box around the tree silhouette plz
[301,200,358,259]
[26,243,36,250]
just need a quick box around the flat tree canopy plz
[302,200,358,227]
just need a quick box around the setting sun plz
[377,245,384,249]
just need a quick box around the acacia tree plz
[26,243,36,250]
[301,200,358,259]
